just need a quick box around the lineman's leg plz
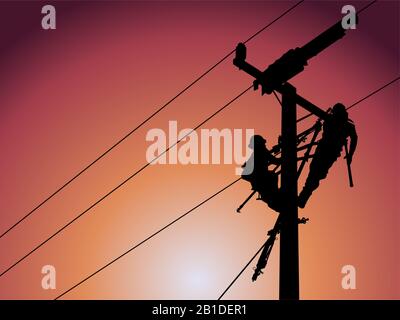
[298,152,326,208]
[298,152,337,208]
[259,173,281,213]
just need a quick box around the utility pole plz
[279,83,299,299]
[232,17,356,300]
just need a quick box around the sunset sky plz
[0,1,398,300]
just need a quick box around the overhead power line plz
[296,76,400,123]
[0,0,305,240]
[55,69,399,298]
[218,239,268,300]
[347,76,400,110]
[0,85,253,279]
[2,73,397,283]
[2,0,392,300]
[55,178,241,300]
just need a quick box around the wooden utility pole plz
[232,16,355,300]
[279,83,299,299]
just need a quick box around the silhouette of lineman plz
[241,103,358,211]
[298,103,358,208]
[241,135,282,212]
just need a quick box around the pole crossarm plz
[234,49,329,120]
[232,17,358,118]
[233,17,354,96]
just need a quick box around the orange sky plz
[0,1,398,299]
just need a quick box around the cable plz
[297,76,400,123]
[218,239,268,300]
[56,1,398,300]
[4,0,387,295]
[346,76,400,110]
[272,90,282,107]
[55,178,241,300]
[0,0,305,241]
[0,85,253,279]
[4,69,395,284]
[242,0,304,45]
[358,0,377,14]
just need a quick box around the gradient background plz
[0,0,398,300]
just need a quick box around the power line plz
[272,90,282,107]
[218,239,268,300]
[347,76,400,110]
[358,0,377,14]
[3,0,388,298]
[0,0,305,241]
[3,73,395,289]
[55,178,241,300]
[296,76,400,123]
[0,85,252,279]
[242,0,304,45]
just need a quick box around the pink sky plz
[0,1,398,299]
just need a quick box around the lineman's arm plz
[269,153,281,165]
[268,144,281,165]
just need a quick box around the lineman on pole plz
[298,103,358,208]
[241,135,282,212]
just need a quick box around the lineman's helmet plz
[332,103,348,121]
[249,135,266,149]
